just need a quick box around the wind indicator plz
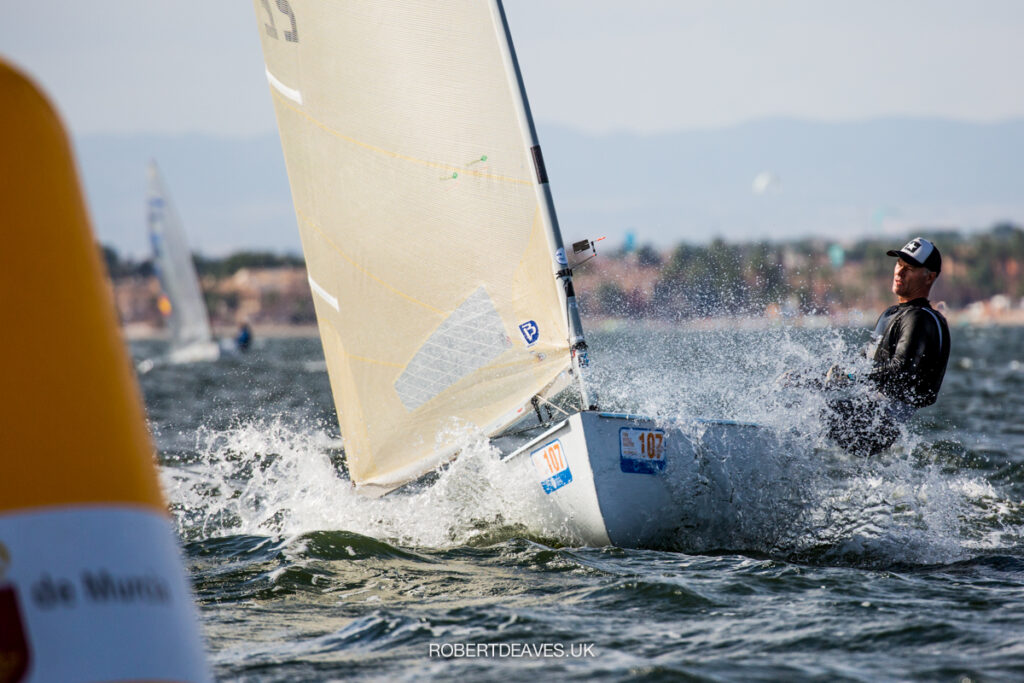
[568,236,605,268]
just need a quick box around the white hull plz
[167,340,221,365]
[509,411,796,548]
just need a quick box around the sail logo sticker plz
[619,427,666,474]
[530,439,572,494]
[519,320,539,346]
[555,248,568,266]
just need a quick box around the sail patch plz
[394,288,510,411]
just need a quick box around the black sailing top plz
[867,297,951,407]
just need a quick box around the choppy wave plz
[140,327,1024,681]
[161,417,577,548]
[153,326,1024,569]
[160,423,1020,570]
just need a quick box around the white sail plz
[146,162,217,361]
[252,0,579,493]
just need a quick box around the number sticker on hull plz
[530,439,572,494]
[619,427,666,474]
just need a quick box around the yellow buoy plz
[0,58,211,682]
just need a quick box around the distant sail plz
[253,1,574,493]
[146,162,216,357]
[752,171,780,195]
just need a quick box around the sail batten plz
[254,0,576,492]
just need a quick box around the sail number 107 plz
[630,432,663,458]
[638,431,664,459]
[620,428,663,460]
[530,439,572,494]
[619,427,666,473]
[532,441,568,478]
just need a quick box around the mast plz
[490,0,593,409]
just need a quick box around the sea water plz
[136,324,1024,681]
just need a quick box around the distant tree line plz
[582,222,1024,319]
[101,221,1024,319]
[100,245,153,279]
[99,246,305,281]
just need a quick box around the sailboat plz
[252,0,785,547]
[146,161,220,364]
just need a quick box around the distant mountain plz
[540,117,1024,247]
[74,117,1024,257]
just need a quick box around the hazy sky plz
[3,1,1023,255]
[4,1,1023,138]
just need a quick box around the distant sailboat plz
[146,161,220,364]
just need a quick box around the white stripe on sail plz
[265,67,303,104]
[308,274,339,311]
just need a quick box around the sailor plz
[235,321,253,351]
[824,237,951,455]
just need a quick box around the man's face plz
[892,257,936,301]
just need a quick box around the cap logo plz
[901,237,934,264]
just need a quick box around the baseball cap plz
[887,237,941,273]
